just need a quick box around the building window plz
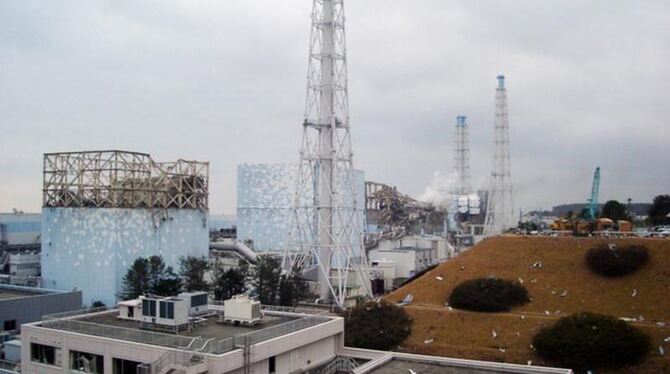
[31,343,61,366]
[159,301,167,318]
[113,357,143,374]
[70,350,104,373]
[3,319,17,331]
[269,356,276,374]
[167,302,174,319]
[191,294,207,307]
[143,299,157,317]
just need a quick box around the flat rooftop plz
[0,289,35,300]
[77,311,294,341]
[369,358,562,374]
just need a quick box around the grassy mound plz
[585,243,649,277]
[533,312,651,371]
[448,278,530,312]
[344,300,412,350]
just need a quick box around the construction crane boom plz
[586,167,600,220]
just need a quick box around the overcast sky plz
[1,0,668,214]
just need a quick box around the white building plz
[18,305,572,374]
[368,247,438,280]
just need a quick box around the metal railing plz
[235,315,328,346]
[42,306,109,321]
[0,360,19,373]
[42,319,196,349]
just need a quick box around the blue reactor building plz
[40,151,210,306]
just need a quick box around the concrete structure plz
[18,305,572,374]
[40,151,210,306]
[0,284,82,333]
[0,213,41,246]
[376,235,453,261]
[238,164,365,253]
[222,295,261,325]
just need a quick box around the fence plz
[42,306,109,321]
[42,319,196,349]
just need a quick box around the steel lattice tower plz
[454,116,471,195]
[484,75,514,236]
[284,0,371,307]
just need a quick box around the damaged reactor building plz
[40,150,210,306]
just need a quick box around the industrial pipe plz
[209,240,258,263]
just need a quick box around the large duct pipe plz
[209,240,258,263]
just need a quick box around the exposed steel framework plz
[43,150,209,210]
[284,0,371,307]
[484,76,514,236]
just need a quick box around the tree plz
[344,301,411,350]
[648,194,670,226]
[179,255,210,292]
[278,265,309,307]
[152,265,182,296]
[120,256,182,300]
[211,261,247,301]
[120,257,151,300]
[251,255,282,305]
[600,200,630,222]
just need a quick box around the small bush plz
[344,300,411,350]
[448,278,530,312]
[585,244,649,277]
[533,312,650,371]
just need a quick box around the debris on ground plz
[424,338,433,344]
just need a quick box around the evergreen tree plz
[119,257,151,300]
[252,255,282,305]
[601,200,630,222]
[211,261,247,300]
[648,194,670,225]
[179,255,210,292]
[278,265,309,307]
[152,265,182,296]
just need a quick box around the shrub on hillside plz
[447,278,529,312]
[585,244,649,277]
[533,312,650,371]
[344,300,411,350]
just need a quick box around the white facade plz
[0,213,41,246]
[368,247,437,279]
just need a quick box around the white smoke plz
[418,171,458,206]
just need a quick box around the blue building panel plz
[237,163,366,253]
[41,208,208,306]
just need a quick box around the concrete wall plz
[237,163,365,252]
[41,207,209,306]
[368,250,416,278]
[0,287,82,332]
[21,316,343,374]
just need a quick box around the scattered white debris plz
[664,337,670,342]
[608,243,617,250]
[436,276,443,281]
[632,289,637,297]
[544,310,550,316]
[491,330,498,339]
[460,265,465,271]
[499,348,506,353]
[619,317,636,322]
[520,315,526,320]
[657,322,666,327]
[424,338,434,344]
[531,261,543,268]
[527,360,532,366]
[660,346,665,356]
[529,344,535,350]
[551,290,557,295]
[559,290,568,297]
[555,310,561,315]
[517,277,524,284]
[448,306,453,311]
[400,294,413,305]
[530,279,537,284]
[639,315,645,322]
[516,331,521,337]
[409,369,417,374]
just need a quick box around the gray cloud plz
[1,0,668,214]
